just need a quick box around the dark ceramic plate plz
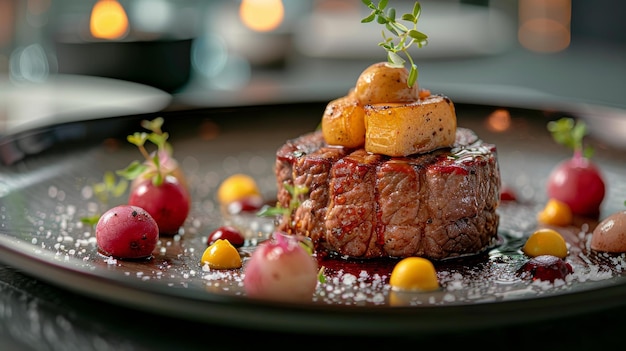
[0,102,625,336]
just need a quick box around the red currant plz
[517,255,573,282]
[500,186,517,202]
[207,226,245,248]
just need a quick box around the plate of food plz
[1,0,626,336]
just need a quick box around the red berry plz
[129,175,190,235]
[517,255,573,282]
[96,205,159,259]
[547,157,605,218]
[207,226,245,247]
[500,186,517,202]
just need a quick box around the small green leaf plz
[385,22,398,36]
[152,172,163,186]
[113,179,128,197]
[408,29,427,41]
[387,7,396,21]
[412,1,421,17]
[127,132,149,147]
[362,12,376,23]
[81,215,101,227]
[141,117,164,134]
[147,132,169,150]
[151,153,160,168]
[408,65,418,87]
[257,204,289,217]
[89,171,128,210]
[317,266,327,284]
[103,171,116,188]
[117,161,148,180]
[401,14,415,22]
[388,51,405,66]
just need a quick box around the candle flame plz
[239,0,284,32]
[90,0,129,40]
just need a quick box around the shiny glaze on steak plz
[275,128,501,260]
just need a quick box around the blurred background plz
[1,0,625,140]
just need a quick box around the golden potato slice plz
[364,95,456,156]
[321,95,366,148]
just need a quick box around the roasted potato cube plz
[321,95,366,148]
[364,95,456,156]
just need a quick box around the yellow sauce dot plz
[522,228,568,259]
[217,174,261,205]
[537,198,573,226]
[389,257,439,292]
[201,239,242,269]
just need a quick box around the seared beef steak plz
[275,128,500,260]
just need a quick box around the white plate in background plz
[0,74,171,135]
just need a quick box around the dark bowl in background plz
[55,37,192,93]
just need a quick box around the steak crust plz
[275,128,500,260]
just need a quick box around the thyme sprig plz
[361,0,428,87]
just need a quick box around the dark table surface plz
[2,263,626,351]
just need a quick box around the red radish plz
[243,232,319,303]
[547,156,605,217]
[129,175,190,235]
[96,205,158,259]
[117,117,191,235]
[545,118,605,218]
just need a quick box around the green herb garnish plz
[257,183,309,225]
[317,266,327,284]
[80,171,128,226]
[81,117,171,225]
[117,117,171,186]
[93,171,128,203]
[80,215,101,227]
[547,117,594,159]
[361,0,428,87]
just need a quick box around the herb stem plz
[361,0,428,87]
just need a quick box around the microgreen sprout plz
[547,117,594,159]
[361,0,428,87]
[117,118,171,186]
[80,171,128,226]
[257,183,309,227]
[317,266,327,284]
[93,171,128,204]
